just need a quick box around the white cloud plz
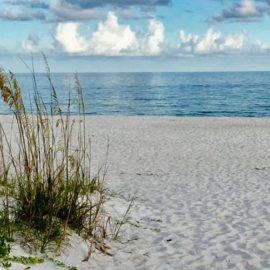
[53,11,165,56]
[178,28,246,55]
[89,11,139,55]
[143,19,165,55]
[54,23,88,53]
[54,11,270,57]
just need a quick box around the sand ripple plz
[85,117,270,270]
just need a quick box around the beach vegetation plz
[0,234,44,268]
[111,195,135,240]
[0,59,114,260]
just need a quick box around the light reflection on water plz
[1,72,270,116]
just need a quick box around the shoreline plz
[2,114,270,119]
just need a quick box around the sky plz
[1,0,270,72]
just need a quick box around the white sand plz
[2,116,270,270]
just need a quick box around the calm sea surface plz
[1,72,270,116]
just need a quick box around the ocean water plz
[1,72,270,117]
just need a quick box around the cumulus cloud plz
[89,12,139,55]
[53,11,165,56]
[178,28,246,54]
[54,12,251,57]
[144,19,165,54]
[211,0,262,22]
[54,23,88,53]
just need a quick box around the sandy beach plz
[2,116,270,270]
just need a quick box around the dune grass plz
[0,63,111,257]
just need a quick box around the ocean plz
[1,72,270,117]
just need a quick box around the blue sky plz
[1,0,270,72]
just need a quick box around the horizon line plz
[13,70,270,74]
